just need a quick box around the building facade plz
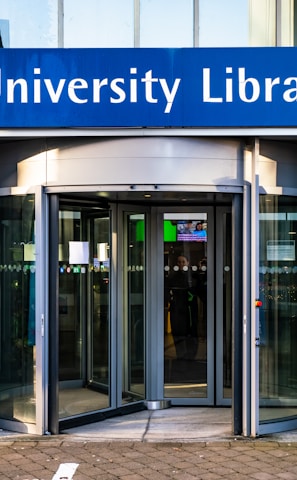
[1,0,297,437]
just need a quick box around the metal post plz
[250,138,260,437]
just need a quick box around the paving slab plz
[0,439,297,479]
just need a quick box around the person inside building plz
[165,254,198,360]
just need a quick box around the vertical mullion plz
[250,138,260,437]
[134,0,140,47]
[193,0,199,47]
[48,194,60,434]
[58,0,64,47]
[35,186,48,435]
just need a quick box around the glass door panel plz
[89,216,110,394]
[58,206,111,419]
[223,212,232,400]
[163,214,208,400]
[259,195,297,432]
[216,208,233,404]
[0,195,36,426]
[122,213,146,403]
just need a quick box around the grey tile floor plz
[2,407,297,442]
[62,407,233,442]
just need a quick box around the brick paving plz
[1,438,297,479]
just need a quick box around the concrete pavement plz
[1,408,297,478]
[62,407,233,442]
[61,407,297,444]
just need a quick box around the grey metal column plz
[58,0,64,47]
[146,207,163,402]
[242,138,260,437]
[250,139,260,437]
[232,194,243,435]
[242,146,252,437]
[193,0,199,46]
[48,194,60,434]
[34,186,49,435]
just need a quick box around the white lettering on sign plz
[203,67,297,104]
[3,62,297,117]
[3,67,181,114]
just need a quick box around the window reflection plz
[58,208,111,418]
[123,214,146,403]
[1,0,295,49]
[0,0,58,47]
[259,196,297,423]
[140,0,193,47]
[199,0,249,47]
[164,215,208,399]
[64,0,134,47]
[0,195,36,425]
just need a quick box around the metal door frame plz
[117,205,150,407]
[216,205,233,407]
[85,209,113,392]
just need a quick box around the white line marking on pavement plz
[52,463,79,480]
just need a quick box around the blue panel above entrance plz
[1,47,297,127]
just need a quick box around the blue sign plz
[1,47,297,127]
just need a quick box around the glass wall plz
[199,0,249,47]
[0,0,58,47]
[0,0,295,48]
[139,0,193,47]
[222,211,232,400]
[58,207,111,418]
[64,0,134,48]
[0,195,36,426]
[122,214,146,403]
[163,214,208,399]
[259,195,297,424]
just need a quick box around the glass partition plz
[122,213,146,403]
[89,216,110,394]
[64,0,134,47]
[259,195,297,424]
[0,195,36,426]
[199,0,249,47]
[222,211,232,400]
[0,0,58,47]
[58,207,111,418]
[164,214,208,399]
[140,0,193,47]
